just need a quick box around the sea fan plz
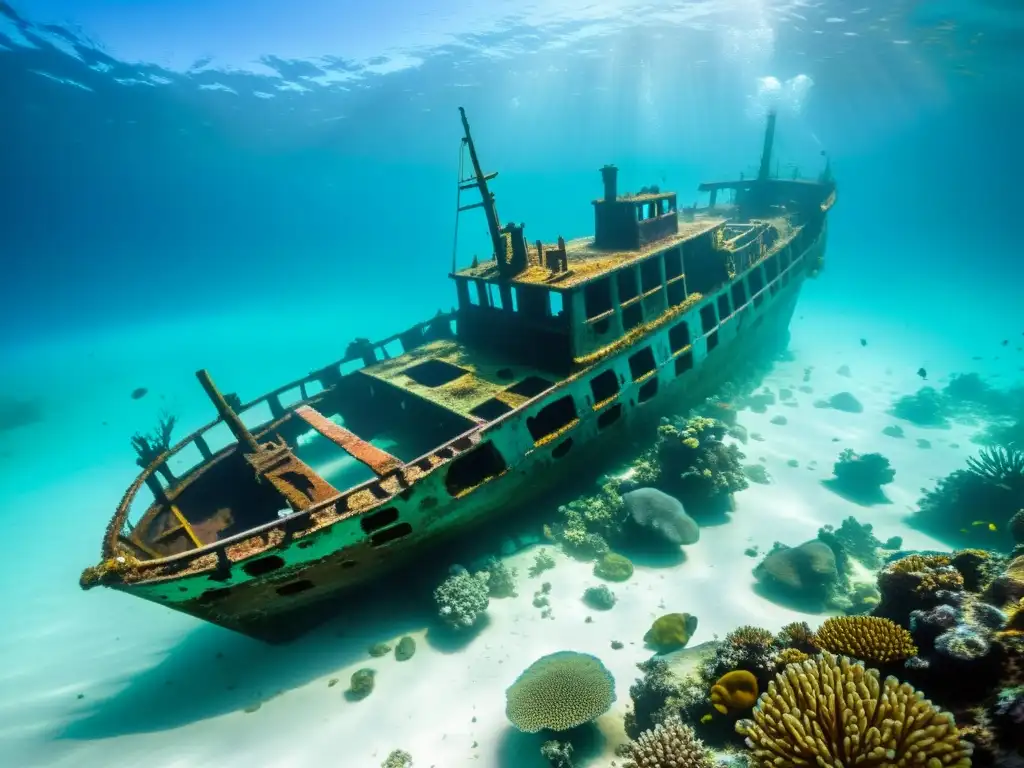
[966,446,1024,487]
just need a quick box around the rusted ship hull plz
[90,223,825,642]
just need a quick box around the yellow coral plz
[682,437,700,449]
[709,670,758,714]
[811,616,917,664]
[736,652,973,768]
[776,621,815,650]
[880,554,965,595]
[727,626,776,649]
[888,554,951,573]
[774,648,809,666]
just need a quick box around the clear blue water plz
[2,2,1023,767]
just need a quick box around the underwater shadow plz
[58,572,437,739]
[424,614,492,654]
[495,721,607,768]
[751,581,833,615]
[820,478,893,507]
[616,537,687,569]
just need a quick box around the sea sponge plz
[736,652,973,767]
[709,670,758,714]
[505,651,616,732]
[623,716,715,768]
[811,616,917,664]
[623,487,700,546]
[594,552,634,582]
[644,613,699,652]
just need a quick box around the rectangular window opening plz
[584,278,613,319]
[706,329,719,352]
[675,350,694,375]
[628,346,657,381]
[668,321,690,354]
[622,302,643,331]
[667,280,687,307]
[664,248,683,280]
[617,268,639,303]
[730,280,747,310]
[640,257,662,293]
[699,304,717,334]
[638,377,658,403]
[526,395,577,443]
[716,293,731,322]
[590,369,619,404]
[597,403,622,429]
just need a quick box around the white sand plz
[1,288,1022,768]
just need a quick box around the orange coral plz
[811,616,917,664]
[709,670,759,714]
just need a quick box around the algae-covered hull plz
[80,107,835,642]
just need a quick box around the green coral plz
[654,415,748,512]
[483,556,519,598]
[583,585,617,610]
[594,552,634,582]
[395,636,416,661]
[529,549,557,577]
[433,568,490,630]
[381,749,412,768]
[554,482,625,559]
[348,668,376,701]
[506,651,616,732]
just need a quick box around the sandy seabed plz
[0,287,1021,768]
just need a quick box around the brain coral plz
[736,652,973,767]
[812,616,918,664]
[623,716,714,768]
[505,651,616,732]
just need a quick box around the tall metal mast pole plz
[458,107,505,264]
[757,109,777,182]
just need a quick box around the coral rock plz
[623,487,700,545]
[505,651,616,732]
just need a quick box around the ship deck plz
[455,216,724,290]
[358,338,562,424]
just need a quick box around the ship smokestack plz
[600,164,618,203]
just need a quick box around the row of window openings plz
[584,248,684,320]
[465,281,566,317]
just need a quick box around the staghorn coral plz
[811,616,918,665]
[506,651,616,732]
[736,652,973,767]
[554,482,625,559]
[623,716,715,768]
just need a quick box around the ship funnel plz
[600,164,618,203]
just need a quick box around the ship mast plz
[757,109,777,182]
[457,107,504,268]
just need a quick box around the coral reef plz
[552,483,624,559]
[891,386,950,427]
[505,651,616,732]
[735,652,973,767]
[912,448,1024,549]
[582,585,617,611]
[825,449,895,504]
[529,549,557,577]
[623,488,700,546]
[649,415,748,515]
[817,515,899,570]
[624,658,683,739]
[810,615,917,665]
[644,613,698,653]
[594,552,634,582]
[622,717,715,768]
[433,567,490,630]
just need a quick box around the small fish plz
[860,338,867,347]
[916,367,927,379]
[970,520,997,531]
[1002,339,1009,346]
[131,387,149,400]
[700,713,713,724]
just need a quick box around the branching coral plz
[966,446,1024,488]
[130,410,178,482]
[623,716,715,768]
[653,415,748,513]
[482,557,518,598]
[505,651,616,732]
[827,449,895,504]
[625,657,684,739]
[433,567,489,630]
[736,652,973,767]
[554,482,624,558]
[811,616,918,664]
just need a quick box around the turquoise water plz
[2,2,1023,767]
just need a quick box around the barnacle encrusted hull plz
[736,652,973,767]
